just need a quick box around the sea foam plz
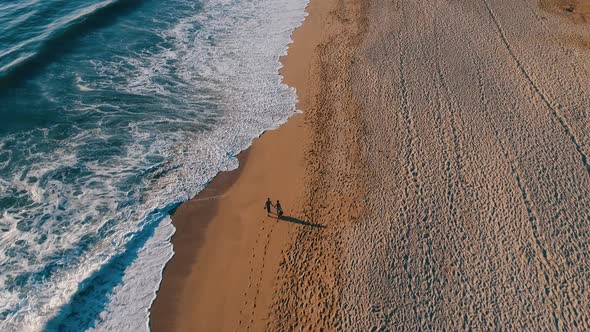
[0,0,308,330]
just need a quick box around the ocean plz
[0,0,307,330]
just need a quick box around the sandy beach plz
[151,0,590,330]
[149,0,328,328]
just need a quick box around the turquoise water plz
[0,0,306,330]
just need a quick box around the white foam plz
[0,0,117,74]
[88,217,174,332]
[91,0,310,328]
[75,74,95,91]
[0,0,309,329]
[45,0,118,31]
[0,52,34,73]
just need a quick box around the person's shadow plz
[275,215,325,228]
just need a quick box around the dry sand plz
[152,0,590,330]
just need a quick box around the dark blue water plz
[0,0,306,330]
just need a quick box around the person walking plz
[264,198,273,216]
[276,200,283,218]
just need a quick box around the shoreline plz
[149,149,249,330]
[149,0,329,328]
[151,0,590,328]
[149,109,307,330]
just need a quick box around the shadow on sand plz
[275,215,325,228]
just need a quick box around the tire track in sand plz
[432,20,482,328]
[394,7,447,324]
[481,0,590,179]
[473,63,585,329]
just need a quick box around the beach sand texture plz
[152,0,590,330]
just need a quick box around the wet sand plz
[149,0,328,328]
[152,0,590,330]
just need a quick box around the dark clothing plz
[265,199,272,214]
